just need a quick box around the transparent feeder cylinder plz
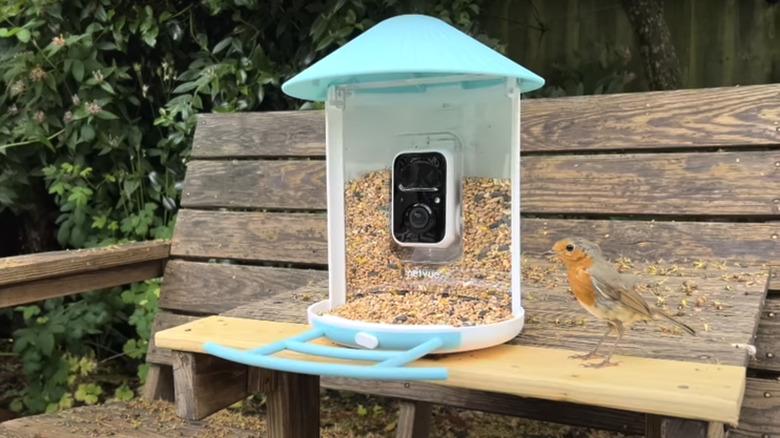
[324,75,524,317]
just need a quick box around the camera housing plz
[391,149,459,249]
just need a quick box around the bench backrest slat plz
[181,160,326,211]
[171,210,328,266]
[158,260,327,315]
[522,151,780,216]
[189,84,780,158]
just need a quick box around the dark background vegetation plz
[0,0,778,418]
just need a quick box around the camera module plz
[391,151,452,246]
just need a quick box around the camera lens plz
[407,204,433,231]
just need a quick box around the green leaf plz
[212,37,232,55]
[80,123,95,142]
[37,332,55,356]
[113,383,134,402]
[72,60,85,82]
[96,110,119,120]
[100,82,115,94]
[172,81,199,94]
[16,29,30,43]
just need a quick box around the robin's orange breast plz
[567,265,597,308]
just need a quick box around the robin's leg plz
[569,323,613,361]
[584,321,624,368]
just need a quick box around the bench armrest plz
[0,240,171,308]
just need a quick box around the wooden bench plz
[2,83,779,438]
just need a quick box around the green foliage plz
[526,42,636,98]
[1,0,495,415]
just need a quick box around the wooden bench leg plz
[172,351,250,420]
[142,363,175,402]
[646,415,724,438]
[396,401,432,438]
[265,371,320,438]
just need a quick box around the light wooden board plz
[176,151,780,217]
[159,260,327,314]
[190,84,780,158]
[154,315,747,425]
[0,240,169,286]
[168,210,779,266]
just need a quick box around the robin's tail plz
[653,310,696,336]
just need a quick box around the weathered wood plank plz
[159,260,327,314]
[146,312,199,365]
[190,84,780,157]
[192,111,326,158]
[516,257,767,367]
[395,401,431,438]
[172,351,249,420]
[169,211,778,267]
[227,258,766,367]
[155,316,746,425]
[0,260,165,309]
[170,209,328,265]
[520,219,780,265]
[265,371,320,438]
[727,377,780,438]
[141,364,174,402]
[522,84,780,152]
[0,240,169,286]
[645,416,724,438]
[181,160,326,210]
[521,151,780,216]
[175,151,780,217]
[751,299,780,373]
[220,278,328,322]
[321,377,645,435]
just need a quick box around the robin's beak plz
[541,249,556,257]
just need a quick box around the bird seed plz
[328,169,514,327]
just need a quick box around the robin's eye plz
[565,244,574,252]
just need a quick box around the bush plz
[0,0,495,414]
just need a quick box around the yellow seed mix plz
[329,169,514,327]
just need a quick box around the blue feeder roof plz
[281,14,545,102]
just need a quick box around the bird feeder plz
[204,14,544,380]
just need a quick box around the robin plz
[544,237,696,368]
